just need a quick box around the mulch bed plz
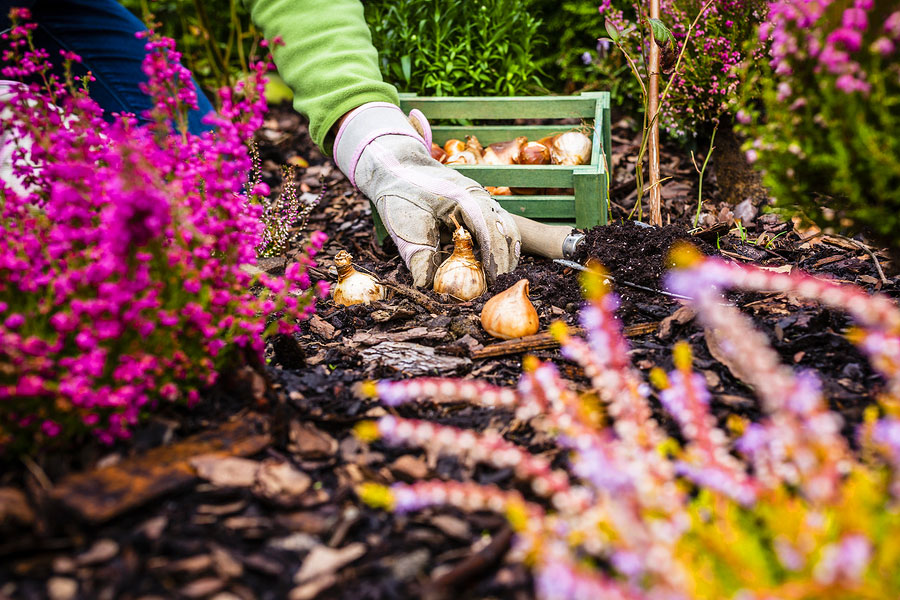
[1,105,897,600]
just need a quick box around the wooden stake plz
[648,0,662,227]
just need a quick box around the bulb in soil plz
[433,225,486,301]
[480,279,539,339]
[332,250,385,306]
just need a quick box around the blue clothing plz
[1,0,215,135]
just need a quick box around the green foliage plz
[532,0,642,101]
[737,2,900,259]
[363,0,546,96]
[121,0,257,99]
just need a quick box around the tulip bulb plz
[480,279,539,339]
[518,141,550,165]
[485,186,513,196]
[431,143,447,163]
[332,250,385,306]
[465,135,484,162]
[443,139,466,155]
[549,131,592,165]
[482,137,527,165]
[444,151,478,165]
[433,225,486,301]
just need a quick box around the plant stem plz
[648,0,662,226]
[693,123,718,228]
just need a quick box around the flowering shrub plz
[0,12,327,451]
[357,247,900,598]
[602,0,766,138]
[736,0,900,260]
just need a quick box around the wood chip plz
[191,456,260,488]
[76,539,119,566]
[350,327,449,347]
[47,577,78,600]
[50,414,269,523]
[253,459,312,503]
[180,577,225,599]
[360,342,470,376]
[657,306,696,340]
[308,315,336,340]
[389,455,429,481]
[0,487,34,529]
[293,543,366,585]
[704,327,758,389]
[288,422,338,459]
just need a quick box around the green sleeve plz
[243,0,400,154]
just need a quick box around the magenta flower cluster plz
[759,0,898,97]
[0,11,327,450]
[600,0,767,137]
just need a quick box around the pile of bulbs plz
[430,130,592,196]
[331,226,539,340]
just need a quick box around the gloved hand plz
[333,102,520,288]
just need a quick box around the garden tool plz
[509,214,584,260]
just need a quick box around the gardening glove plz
[333,102,520,288]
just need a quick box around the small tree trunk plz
[648,0,662,226]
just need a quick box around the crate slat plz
[450,165,574,187]
[399,96,598,119]
[494,196,576,219]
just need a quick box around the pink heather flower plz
[252,182,270,196]
[3,313,25,329]
[841,8,868,32]
[736,109,752,124]
[310,230,328,250]
[827,27,863,52]
[885,12,900,39]
[854,0,873,9]
[746,149,759,163]
[316,280,330,298]
[871,37,895,55]
[41,420,62,437]
[835,73,870,94]
[776,81,792,101]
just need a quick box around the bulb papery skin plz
[332,250,385,306]
[433,226,486,301]
[483,137,527,165]
[465,135,484,162]
[443,139,466,155]
[445,151,478,165]
[481,278,539,339]
[431,143,447,163]
[518,141,550,165]
[485,186,513,196]
[549,131,591,166]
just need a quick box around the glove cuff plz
[333,102,430,188]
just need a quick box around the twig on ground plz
[825,234,890,285]
[423,527,514,600]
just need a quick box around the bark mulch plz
[1,105,897,600]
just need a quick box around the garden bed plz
[1,105,897,600]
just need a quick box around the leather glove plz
[333,102,520,288]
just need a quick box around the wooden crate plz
[370,91,611,243]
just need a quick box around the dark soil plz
[1,104,898,600]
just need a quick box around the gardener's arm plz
[244,0,521,287]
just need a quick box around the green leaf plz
[401,55,412,83]
[647,18,674,47]
[604,19,621,42]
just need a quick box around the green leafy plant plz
[737,0,900,264]
[364,0,546,96]
[123,0,258,98]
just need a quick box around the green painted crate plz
[371,91,612,244]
